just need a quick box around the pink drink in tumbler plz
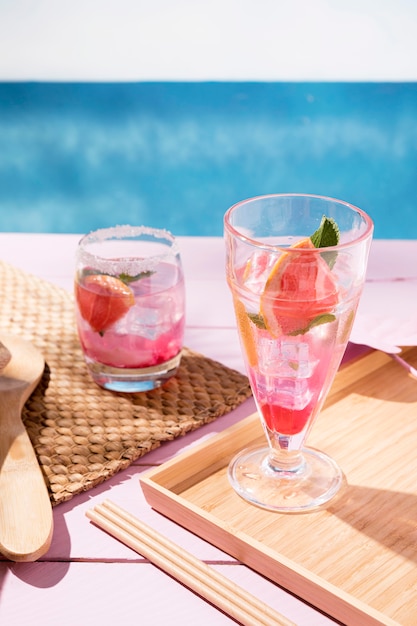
[75,225,185,392]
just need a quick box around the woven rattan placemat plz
[0,260,251,506]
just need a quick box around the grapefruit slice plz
[259,238,339,336]
[75,273,135,333]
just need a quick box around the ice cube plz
[257,337,316,379]
[242,251,276,295]
[131,306,161,339]
[113,304,163,339]
[254,372,312,411]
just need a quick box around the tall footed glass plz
[224,194,373,512]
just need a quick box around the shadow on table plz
[0,394,255,592]
[329,484,417,563]
[0,465,147,591]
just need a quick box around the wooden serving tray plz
[140,347,417,626]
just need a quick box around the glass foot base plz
[85,353,181,393]
[228,445,344,513]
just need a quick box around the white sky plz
[0,0,416,81]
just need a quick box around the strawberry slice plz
[75,273,135,333]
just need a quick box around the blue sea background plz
[0,81,416,238]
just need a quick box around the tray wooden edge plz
[139,412,395,626]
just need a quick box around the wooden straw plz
[86,499,294,626]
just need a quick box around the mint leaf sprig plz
[310,215,340,269]
[81,268,155,284]
[118,270,155,284]
[310,215,340,248]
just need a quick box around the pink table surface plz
[0,234,412,626]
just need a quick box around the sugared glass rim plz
[224,193,374,251]
[76,225,180,275]
[77,224,179,258]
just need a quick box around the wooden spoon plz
[0,335,53,561]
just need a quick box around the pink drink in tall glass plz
[225,194,373,512]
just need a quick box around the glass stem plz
[267,433,306,474]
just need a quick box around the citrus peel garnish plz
[233,297,259,367]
